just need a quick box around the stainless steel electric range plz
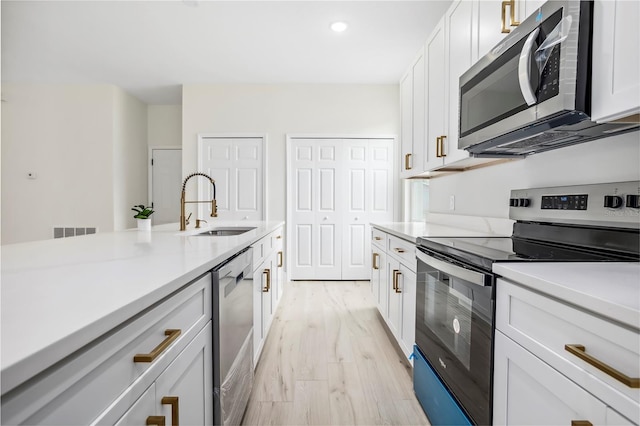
[413,181,640,426]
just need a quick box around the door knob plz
[354,217,359,221]
[323,216,329,220]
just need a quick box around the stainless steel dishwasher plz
[211,247,253,426]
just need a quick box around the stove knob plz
[604,195,623,209]
[518,198,531,207]
[509,198,518,207]
[626,194,640,208]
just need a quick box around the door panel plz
[289,138,393,280]
[151,149,182,225]
[198,137,263,221]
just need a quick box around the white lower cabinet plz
[112,322,213,425]
[252,226,285,367]
[369,227,417,361]
[494,278,639,425]
[1,272,213,426]
[494,330,609,425]
[114,385,157,426]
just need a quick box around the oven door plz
[415,248,495,426]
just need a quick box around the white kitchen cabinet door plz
[113,384,157,426]
[444,0,475,165]
[400,70,414,177]
[155,322,213,426]
[398,264,416,360]
[493,331,608,426]
[387,257,402,339]
[475,0,511,60]
[399,50,425,177]
[198,136,264,221]
[591,0,640,122]
[425,16,447,171]
[288,138,394,281]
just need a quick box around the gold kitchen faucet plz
[180,172,217,231]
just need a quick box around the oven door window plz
[415,253,493,425]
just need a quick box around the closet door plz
[288,138,394,281]
[290,139,343,280]
[342,139,394,280]
[198,136,264,221]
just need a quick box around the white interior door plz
[342,139,394,280]
[290,139,343,280]
[151,148,182,225]
[198,136,264,221]
[288,137,394,281]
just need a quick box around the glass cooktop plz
[418,236,638,272]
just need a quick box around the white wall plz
[1,83,149,244]
[428,132,640,218]
[182,84,399,221]
[1,84,115,244]
[113,87,148,231]
[148,105,181,147]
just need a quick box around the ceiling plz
[1,0,452,105]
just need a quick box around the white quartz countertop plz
[0,221,284,394]
[494,262,640,329]
[371,216,512,243]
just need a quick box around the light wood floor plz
[242,281,429,426]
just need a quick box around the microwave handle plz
[417,250,488,287]
[518,28,540,106]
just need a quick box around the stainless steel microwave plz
[458,0,637,157]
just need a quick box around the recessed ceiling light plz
[330,21,348,33]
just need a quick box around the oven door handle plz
[417,251,489,287]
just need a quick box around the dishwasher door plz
[212,247,254,426]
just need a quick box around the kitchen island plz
[1,221,283,424]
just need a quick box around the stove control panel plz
[509,181,640,228]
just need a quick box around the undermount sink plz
[196,227,256,236]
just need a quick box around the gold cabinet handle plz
[565,344,640,388]
[439,135,447,157]
[405,153,412,170]
[276,235,282,239]
[501,1,510,33]
[571,422,593,426]
[372,252,380,270]
[262,269,271,292]
[134,329,181,363]
[161,396,180,426]
[277,251,284,267]
[435,136,441,157]
[147,416,166,426]
[395,270,402,293]
[394,247,406,254]
[374,236,382,241]
[509,0,520,27]
[501,0,520,33]
[392,270,400,291]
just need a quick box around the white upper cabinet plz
[400,0,560,175]
[444,0,476,165]
[400,49,426,178]
[424,17,447,171]
[591,0,640,122]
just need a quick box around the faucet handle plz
[211,199,218,217]
[196,219,207,229]
[186,212,192,226]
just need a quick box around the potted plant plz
[132,204,154,231]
